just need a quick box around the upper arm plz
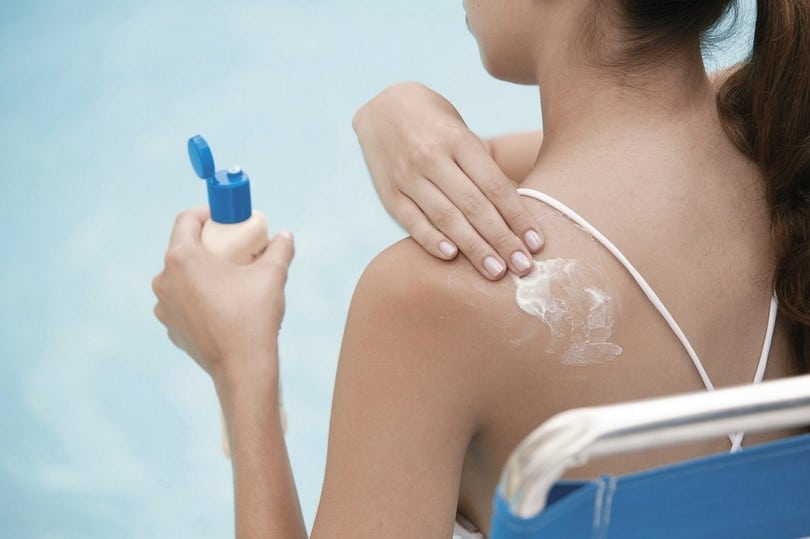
[485,130,544,185]
[311,240,488,538]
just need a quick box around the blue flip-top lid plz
[188,135,253,224]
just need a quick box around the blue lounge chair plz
[491,374,810,538]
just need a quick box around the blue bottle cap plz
[187,135,253,224]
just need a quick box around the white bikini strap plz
[731,292,778,451]
[518,188,779,449]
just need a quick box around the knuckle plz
[406,219,435,246]
[352,103,369,133]
[459,192,485,216]
[496,199,531,227]
[397,80,424,92]
[490,228,520,251]
[485,176,513,200]
[165,244,190,267]
[151,274,162,296]
[409,138,440,167]
[432,204,459,229]
[397,207,421,231]
[153,303,165,323]
[448,128,474,153]
[173,210,188,228]
[390,156,411,185]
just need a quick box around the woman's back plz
[468,98,797,527]
[332,0,810,528]
[352,78,797,531]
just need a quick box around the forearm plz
[217,360,307,539]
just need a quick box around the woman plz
[152,0,810,537]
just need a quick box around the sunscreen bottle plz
[187,135,287,457]
[188,135,268,263]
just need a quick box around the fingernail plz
[484,256,505,278]
[524,230,543,252]
[439,240,458,258]
[279,230,293,240]
[511,251,532,273]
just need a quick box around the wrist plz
[214,348,281,409]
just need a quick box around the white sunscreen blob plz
[512,258,623,365]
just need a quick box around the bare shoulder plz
[354,237,456,304]
[356,237,517,318]
[345,235,597,426]
[352,216,636,416]
[351,237,526,378]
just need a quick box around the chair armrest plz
[498,374,810,518]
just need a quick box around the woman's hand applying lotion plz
[353,81,544,280]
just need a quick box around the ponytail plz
[718,0,810,372]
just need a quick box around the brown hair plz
[619,0,810,372]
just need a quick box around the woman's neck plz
[531,45,716,173]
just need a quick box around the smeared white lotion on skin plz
[512,258,623,365]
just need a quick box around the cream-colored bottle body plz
[200,210,287,457]
[201,210,269,264]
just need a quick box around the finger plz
[151,273,162,299]
[454,136,544,253]
[404,180,508,280]
[257,230,296,283]
[387,194,459,261]
[270,230,295,266]
[169,206,210,248]
[423,162,534,276]
[153,301,167,325]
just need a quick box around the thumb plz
[257,230,296,277]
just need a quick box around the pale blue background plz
[0,1,753,536]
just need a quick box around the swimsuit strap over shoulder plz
[517,188,779,451]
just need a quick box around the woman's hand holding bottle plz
[152,207,295,397]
